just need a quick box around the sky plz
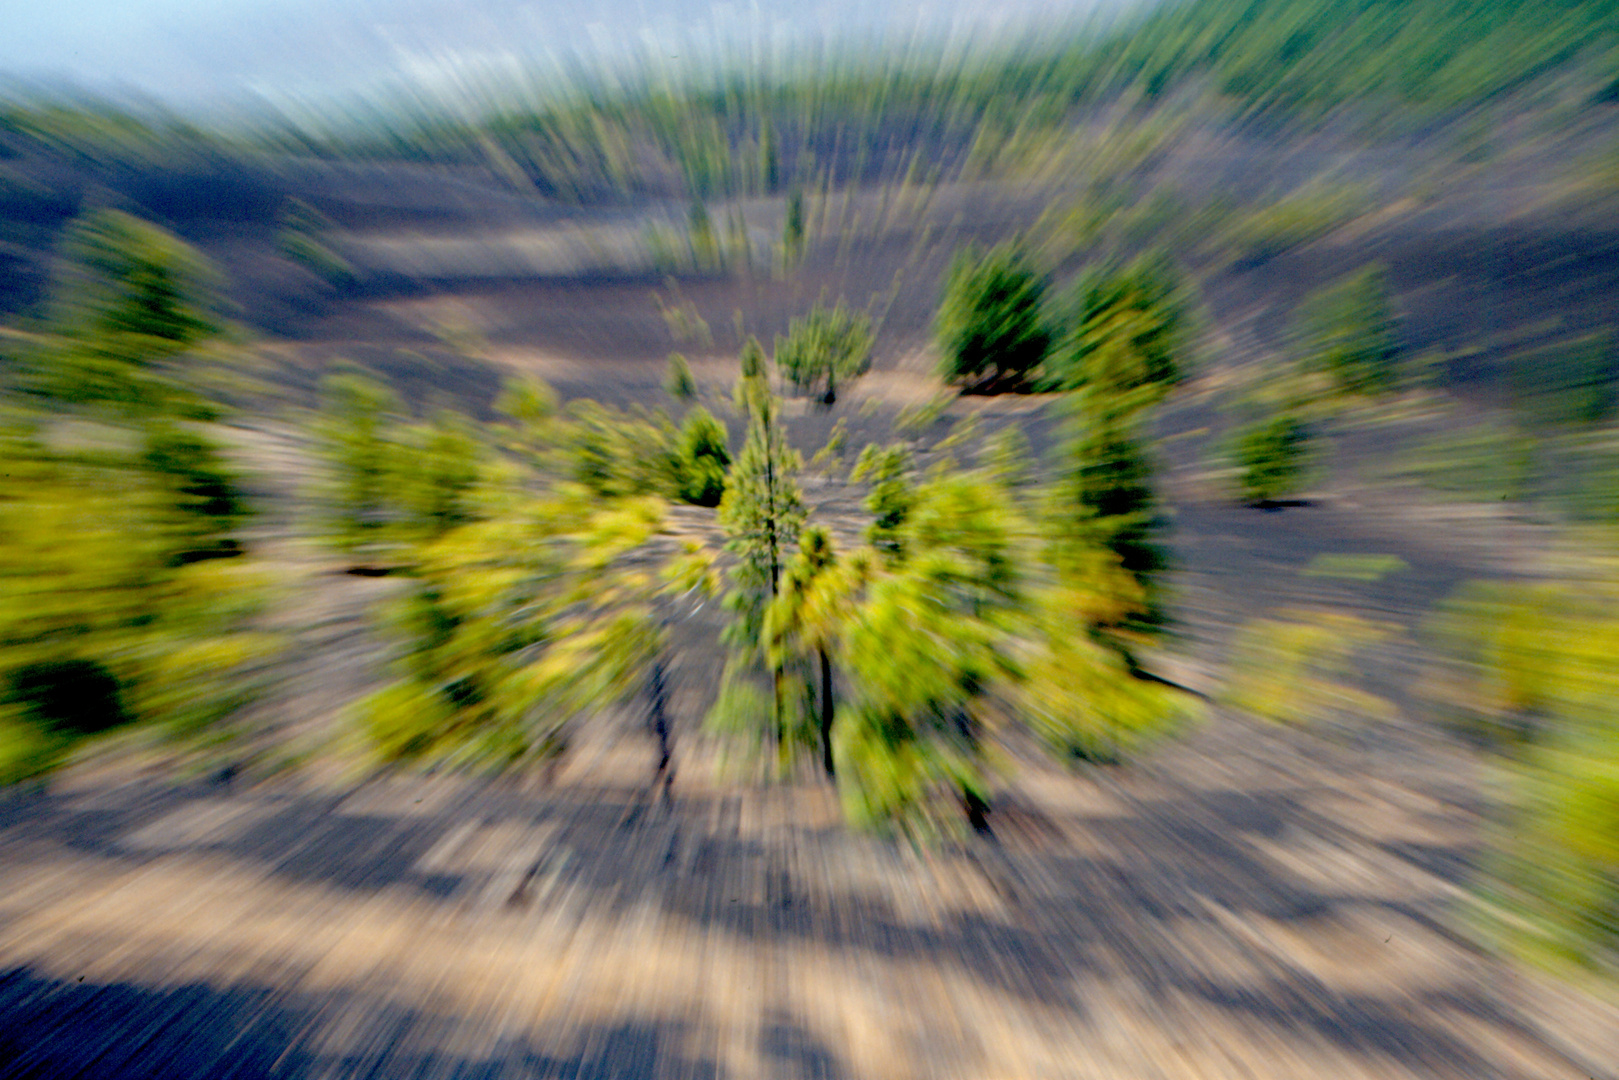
[0,0,1135,109]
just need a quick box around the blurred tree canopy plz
[1425,572,1619,976]
[664,352,697,402]
[935,243,1052,392]
[1043,255,1189,399]
[53,209,223,357]
[1230,408,1313,506]
[713,355,806,757]
[0,210,274,782]
[673,406,731,508]
[1294,265,1400,397]
[774,301,874,405]
[360,494,677,770]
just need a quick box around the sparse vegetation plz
[5,4,1619,1056]
[664,352,697,401]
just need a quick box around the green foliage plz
[53,209,222,358]
[658,296,712,348]
[733,335,770,416]
[664,352,697,401]
[672,406,731,507]
[403,409,484,537]
[561,399,679,500]
[1301,553,1408,581]
[784,187,806,263]
[1223,609,1397,728]
[360,495,671,769]
[836,470,1025,835]
[1043,256,1189,400]
[0,428,276,782]
[16,211,227,416]
[1050,394,1165,635]
[719,389,804,600]
[315,373,490,558]
[1295,266,1400,397]
[0,207,271,783]
[1230,409,1313,505]
[687,199,719,270]
[28,0,1606,236]
[893,391,956,434]
[773,302,874,405]
[277,198,355,288]
[1202,182,1370,267]
[494,373,561,472]
[314,372,410,556]
[141,421,249,563]
[978,426,1034,489]
[763,526,853,775]
[935,243,1051,392]
[1021,597,1201,764]
[711,382,805,755]
[1424,572,1619,975]
[760,119,780,193]
[1508,331,1618,428]
[1377,416,1540,504]
[852,442,917,560]
[699,389,1195,827]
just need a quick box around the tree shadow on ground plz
[0,966,727,1080]
[0,747,1586,1080]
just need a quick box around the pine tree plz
[664,352,697,402]
[760,119,780,194]
[765,526,863,777]
[720,390,803,598]
[774,302,874,406]
[316,372,407,556]
[1045,254,1188,398]
[838,470,1024,834]
[935,242,1051,392]
[1051,391,1165,639]
[716,368,804,755]
[851,442,916,561]
[784,186,806,264]
[1296,265,1399,396]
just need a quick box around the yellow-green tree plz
[1425,572,1619,975]
[360,493,690,769]
[713,354,805,759]
[1295,265,1400,397]
[42,209,225,412]
[836,469,1025,834]
[1044,255,1188,397]
[774,302,874,405]
[764,527,869,777]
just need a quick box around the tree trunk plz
[818,645,835,778]
[963,789,992,834]
[772,665,786,759]
[648,657,672,777]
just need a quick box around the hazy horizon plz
[2,0,1140,111]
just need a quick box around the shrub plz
[1295,266,1399,396]
[774,302,874,405]
[1231,410,1312,505]
[673,406,730,507]
[1044,255,1188,400]
[935,243,1051,391]
[664,352,697,401]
